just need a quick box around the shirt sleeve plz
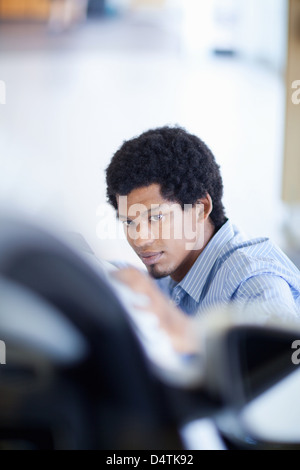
[232,274,300,320]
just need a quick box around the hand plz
[113,267,198,354]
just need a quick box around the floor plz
[0,14,288,267]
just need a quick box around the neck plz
[170,219,216,283]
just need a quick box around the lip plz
[140,252,163,266]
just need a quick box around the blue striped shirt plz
[156,220,300,318]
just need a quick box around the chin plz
[147,265,171,279]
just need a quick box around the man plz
[106,126,300,350]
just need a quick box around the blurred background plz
[0,0,299,268]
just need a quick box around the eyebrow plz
[118,204,164,221]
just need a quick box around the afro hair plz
[106,126,227,230]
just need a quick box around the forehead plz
[117,184,168,211]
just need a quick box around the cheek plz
[126,233,137,250]
[164,238,189,260]
[182,212,198,240]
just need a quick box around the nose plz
[128,220,155,249]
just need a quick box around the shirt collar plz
[178,219,235,303]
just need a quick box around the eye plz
[150,214,164,222]
[123,219,134,227]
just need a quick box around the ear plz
[196,193,213,221]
